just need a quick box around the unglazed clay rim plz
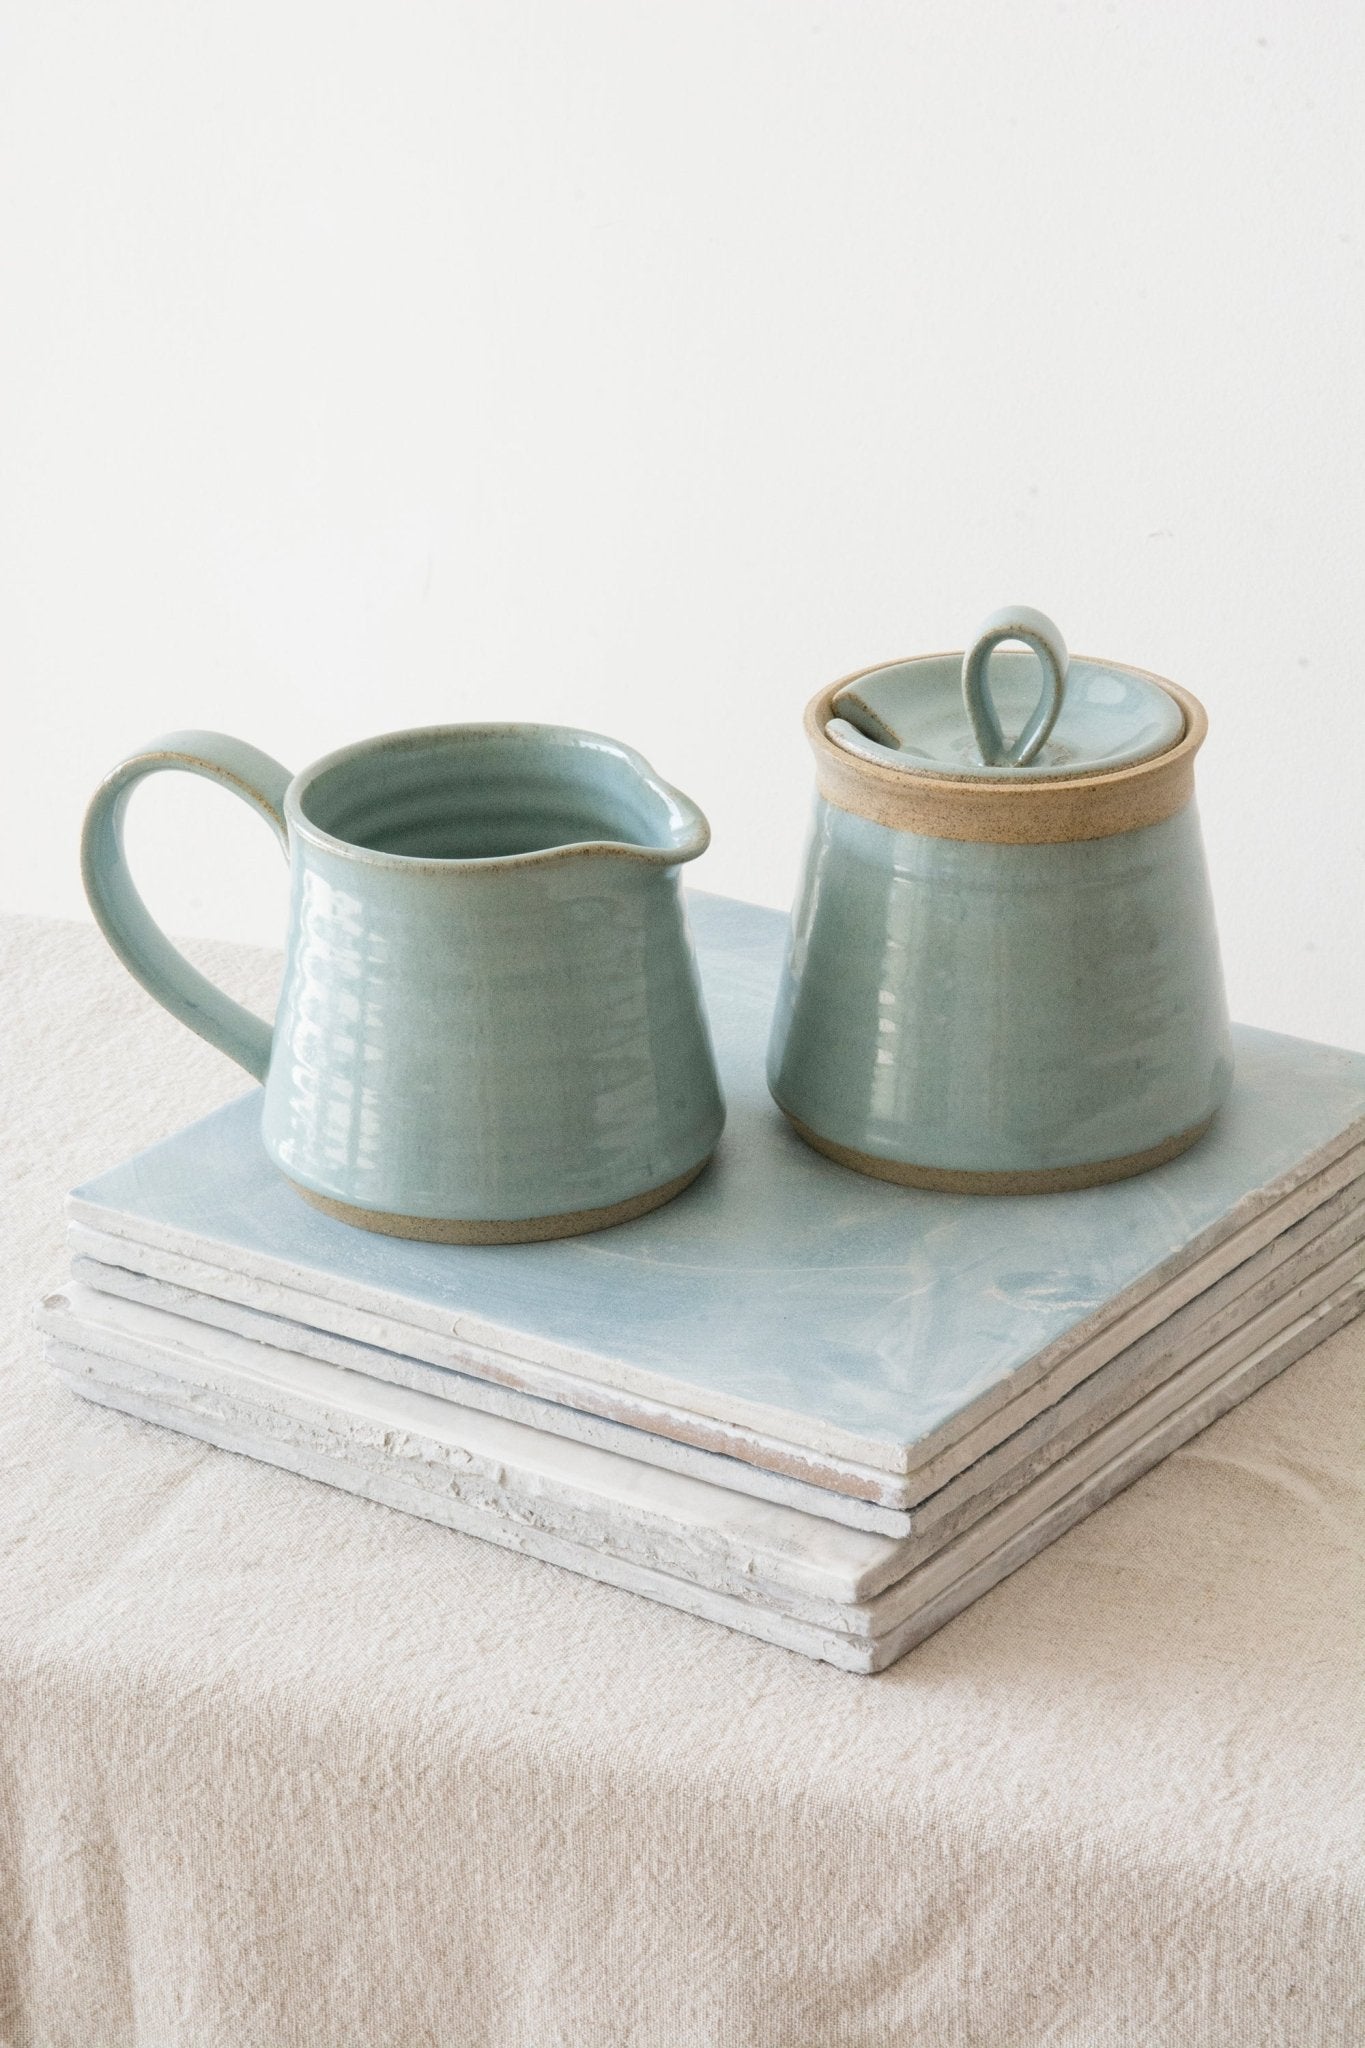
[282,1154,713,1245]
[807,660,1209,845]
[780,1109,1217,1195]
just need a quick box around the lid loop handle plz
[962,606,1069,767]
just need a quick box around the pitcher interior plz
[295,726,686,861]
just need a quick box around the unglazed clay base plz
[287,1156,713,1246]
[780,1109,1218,1195]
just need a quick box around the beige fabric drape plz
[1,915,1361,2047]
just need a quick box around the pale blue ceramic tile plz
[70,894,1365,1454]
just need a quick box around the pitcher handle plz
[80,731,293,1080]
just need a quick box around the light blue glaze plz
[80,731,294,1077]
[768,799,1233,1177]
[68,895,1365,1460]
[82,725,724,1226]
[830,650,1185,779]
[961,604,1069,766]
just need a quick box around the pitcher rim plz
[286,721,711,873]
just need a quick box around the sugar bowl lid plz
[827,606,1186,781]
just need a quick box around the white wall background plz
[2,0,1362,1047]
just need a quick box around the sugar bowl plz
[767,607,1233,1192]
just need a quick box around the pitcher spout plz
[286,723,710,872]
[609,743,711,867]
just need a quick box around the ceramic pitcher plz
[82,723,725,1241]
[767,607,1233,1192]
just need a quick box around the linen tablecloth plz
[1,912,1361,2047]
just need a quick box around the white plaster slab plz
[65,1257,913,1537]
[64,898,1365,1490]
[68,1091,1365,1487]
[65,894,1365,1486]
[64,1219,909,1507]
[40,1283,899,1617]
[912,1187,1365,1542]
[67,1148,1365,1512]
[69,1177,1365,1540]
[45,1279,1364,1673]
[863,1281,1365,1671]
[40,1235,1365,1627]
